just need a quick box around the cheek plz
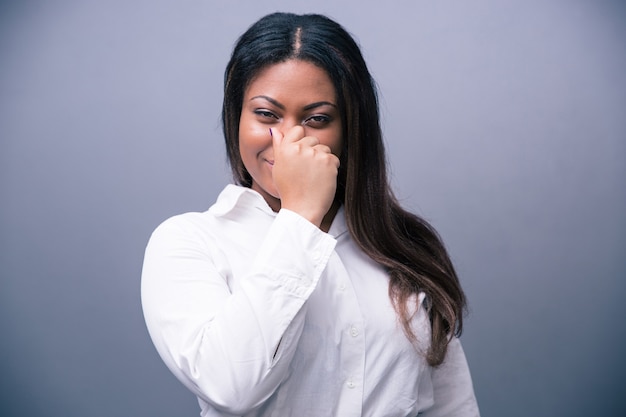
[238,128,273,171]
[238,117,269,154]
[239,131,270,158]
[320,126,343,158]
[333,137,344,158]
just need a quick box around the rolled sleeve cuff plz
[250,209,337,298]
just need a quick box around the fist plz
[271,126,340,227]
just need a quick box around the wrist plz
[280,204,325,228]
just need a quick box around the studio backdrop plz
[0,1,624,416]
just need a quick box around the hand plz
[271,126,340,228]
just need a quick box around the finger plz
[271,127,283,150]
[282,125,305,144]
[297,135,321,147]
[312,143,332,154]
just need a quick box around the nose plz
[275,117,310,137]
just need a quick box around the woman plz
[142,12,480,417]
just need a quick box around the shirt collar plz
[210,184,349,238]
[327,206,348,239]
[209,184,276,217]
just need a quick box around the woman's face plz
[238,59,343,211]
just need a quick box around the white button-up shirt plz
[141,185,479,417]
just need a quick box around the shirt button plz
[347,379,355,389]
[350,326,359,337]
[338,283,346,291]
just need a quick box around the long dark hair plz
[222,12,466,366]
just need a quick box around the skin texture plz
[238,59,343,230]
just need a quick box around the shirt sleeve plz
[420,338,481,416]
[141,209,336,415]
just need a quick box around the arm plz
[141,209,336,414]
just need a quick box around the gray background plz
[1,0,624,416]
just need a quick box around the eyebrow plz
[250,95,337,111]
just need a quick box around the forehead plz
[244,59,336,100]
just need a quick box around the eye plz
[253,109,278,121]
[303,114,331,128]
